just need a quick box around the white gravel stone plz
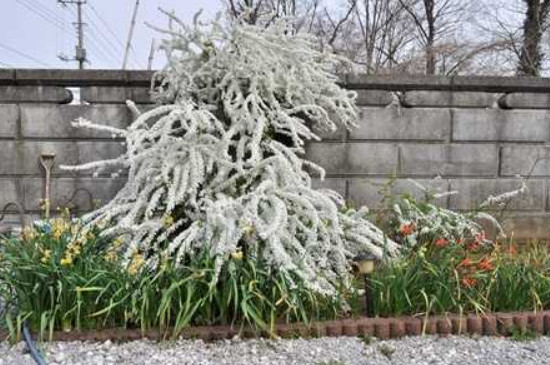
[2,335,550,365]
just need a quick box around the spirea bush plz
[62,12,398,297]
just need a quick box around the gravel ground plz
[2,335,550,365]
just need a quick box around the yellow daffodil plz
[113,237,124,248]
[86,231,95,241]
[23,226,37,241]
[52,219,68,240]
[60,256,73,266]
[40,249,52,264]
[69,245,81,255]
[128,253,145,275]
[104,250,117,262]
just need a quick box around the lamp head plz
[353,253,378,275]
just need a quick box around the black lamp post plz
[353,253,378,318]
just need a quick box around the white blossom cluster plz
[393,178,524,247]
[62,12,398,295]
[394,199,494,248]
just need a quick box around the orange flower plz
[400,223,415,236]
[435,238,449,248]
[459,258,473,267]
[461,277,477,287]
[478,258,494,271]
[508,245,517,255]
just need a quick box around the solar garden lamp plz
[39,153,56,219]
[353,253,378,318]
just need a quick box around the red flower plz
[475,231,486,244]
[435,238,449,248]
[468,242,479,251]
[461,277,477,288]
[400,223,415,236]
[478,258,494,271]
[459,258,473,267]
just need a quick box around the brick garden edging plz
[2,311,550,342]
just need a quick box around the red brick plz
[326,321,343,337]
[390,320,406,338]
[342,321,358,336]
[375,320,391,340]
[451,316,467,335]
[496,314,515,336]
[437,318,452,336]
[210,327,231,340]
[276,324,293,338]
[514,314,528,332]
[295,323,311,337]
[528,314,544,334]
[422,318,438,335]
[357,318,375,336]
[467,316,482,335]
[543,313,550,335]
[482,315,498,336]
[404,318,422,336]
[311,322,327,337]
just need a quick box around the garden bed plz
[3,311,550,343]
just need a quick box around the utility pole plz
[122,0,140,70]
[58,0,87,69]
[147,39,156,70]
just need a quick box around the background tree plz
[517,0,550,76]
[224,0,550,77]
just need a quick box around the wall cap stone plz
[4,69,550,93]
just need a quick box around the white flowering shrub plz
[63,11,398,296]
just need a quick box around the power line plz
[86,28,119,65]
[15,0,66,29]
[88,2,125,49]
[17,0,73,35]
[0,42,51,67]
[83,8,125,64]
[88,2,142,68]
[33,0,68,25]
[19,0,71,60]
[16,0,77,65]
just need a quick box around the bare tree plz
[395,0,472,74]
[517,0,550,76]
[224,0,319,26]
[226,0,266,24]
[349,0,416,74]
[224,0,545,77]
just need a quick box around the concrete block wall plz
[1,69,550,240]
[0,70,153,227]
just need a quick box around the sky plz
[0,0,222,70]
